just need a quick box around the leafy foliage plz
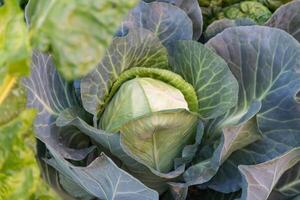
[0,0,30,104]
[25,0,300,199]
[0,107,59,200]
[239,148,300,200]
[266,0,300,42]
[198,0,289,27]
[2,0,300,200]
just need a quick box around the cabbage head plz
[24,0,300,199]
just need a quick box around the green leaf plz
[36,141,75,200]
[23,51,93,161]
[23,51,80,118]
[122,1,193,51]
[266,0,300,42]
[0,81,27,126]
[142,0,203,39]
[206,26,300,127]
[203,26,300,193]
[0,106,57,200]
[238,148,300,200]
[216,1,272,24]
[45,145,159,200]
[58,174,100,200]
[80,28,169,116]
[120,109,198,173]
[214,118,262,164]
[26,0,138,80]
[204,18,256,42]
[0,0,30,76]
[0,110,37,200]
[0,0,30,104]
[0,2,60,199]
[171,40,238,119]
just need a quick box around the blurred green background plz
[0,0,60,199]
[0,0,136,199]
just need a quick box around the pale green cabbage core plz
[101,77,189,132]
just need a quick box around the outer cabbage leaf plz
[266,0,300,42]
[202,26,300,193]
[23,51,98,199]
[23,51,93,161]
[238,148,300,200]
[143,0,203,39]
[204,18,256,42]
[171,40,238,119]
[81,28,168,116]
[37,141,83,200]
[206,26,300,129]
[44,145,159,200]
[58,174,94,200]
[23,52,159,199]
[184,113,262,186]
[122,1,192,51]
[26,0,138,80]
[259,0,292,10]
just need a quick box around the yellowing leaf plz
[0,0,30,103]
[27,0,138,80]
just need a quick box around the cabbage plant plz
[24,0,300,199]
[199,0,290,27]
